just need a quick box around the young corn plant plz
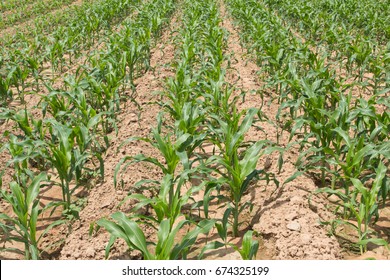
[46,120,103,218]
[122,172,203,227]
[7,62,30,103]
[115,114,196,188]
[96,212,215,260]
[1,135,48,184]
[206,108,277,237]
[0,75,13,105]
[0,172,64,259]
[199,208,259,260]
[317,162,389,254]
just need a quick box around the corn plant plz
[205,108,277,237]
[97,212,215,260]
[0,172,64,259]
[0,108,47,146]
[115,114,195,186]
[200,208,259,260]
[0,75,13,105]
[45,120,103,218]
[1,135,48,184]
[123,173,202,226]
[317,162,389,253]
[6,62,30,102]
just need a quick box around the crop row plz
[0,0,176,259]
[261,0,389,92]
[0,0,147,106]
[97,0,273,259]
[0,0,37,12]
[262,0,390,44]
[226,0,389,254]
[0,0,77,30]
[0,0,96,42]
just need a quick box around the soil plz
[0,0,389,260]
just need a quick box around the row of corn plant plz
[0,0,173,259]
[260,0,389,98]
[1,0,163,216]
[0,0,77,30]
[0,0,95,44]
[0,0,142,104]
[0,0,37,12]
[97,0,219,260]
[226,0,389,254]
[262,0,389,45]
[91,0,216,260]
[98,0,278,260]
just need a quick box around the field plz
[0,0,389,260]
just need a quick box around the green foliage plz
[97,213,215,260]
[0,172,64,259]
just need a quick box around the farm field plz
[0,0,389,260]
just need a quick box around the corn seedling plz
[97,212,215,260]
[0,172,64,259]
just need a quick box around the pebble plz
[128,113,138,123]
[300,233,312,245]
[287,221,301,232]
[86,248,96,258]
[100,200,111,209]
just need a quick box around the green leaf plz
[240,230,259,260]
[112,212,153,260]
[198,241,225,259]
[357,238,388,247]
[171,219,215,259]
[333,127,351,147]
[239,141,264,182]
[26,173,47,210]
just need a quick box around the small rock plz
[300,233,312,245]
[86,248,96,258]
[328,195,340,203]
[73,251,81,259]
[116,190,123,195]
[128,113,138,123]
[100,200,111,209]
[287,221,301,232]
